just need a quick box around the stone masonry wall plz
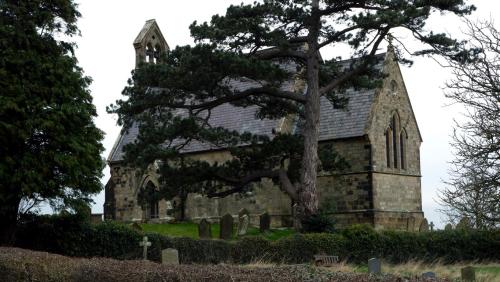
[365,51,424,230]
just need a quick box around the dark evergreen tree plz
[0,0,104,244]
[110,0,474,227]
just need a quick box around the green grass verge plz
[139,222,295,241]
[477,266,500,275]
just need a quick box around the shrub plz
[14,216,500,265]
[232,237,271,263]
[301,213,336,233]
[171,237,232,264]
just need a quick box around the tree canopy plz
[110,0,475,226]
[0,0,104,244]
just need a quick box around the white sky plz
[72,0,499,228]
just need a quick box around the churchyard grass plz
[139,222,295,240]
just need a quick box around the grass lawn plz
[139,222,295,241]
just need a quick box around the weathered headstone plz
[422,272,436,280]
[368,258,381,274]
[139,236,151,260]
[198,218,212,239]
[461,266,475,282]
[237,214,250,236]
[429,221,435,231]
[161,248,179,264]
[259,212,270,232]
[419,218,429,232]
[444,223,453,230]
[219,213,233,240]
[238,208,249,218]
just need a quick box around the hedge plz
[14,214,500,264]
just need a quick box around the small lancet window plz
[392,114,399,168]
[386,127,392,168]
[400,129,407,170]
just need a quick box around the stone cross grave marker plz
[139,236,151,260]
[422,272,436,280]
[259,212,270,232]
[161,248,179,265]
[429,221,435,231]
[461,266,475,282]
[419,218,429,232]
[198,218,212,239]
[368,258,381,274]
[219,213,233,240]
[237,214,250,236]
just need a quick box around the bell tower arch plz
[133,19,169,67]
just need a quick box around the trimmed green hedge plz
[14,215,500,264]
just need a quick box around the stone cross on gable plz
[139,236,152,260]
[429,221,435,231]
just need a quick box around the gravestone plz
[422,272,436,280]
[429,221,435,231]
[419,218,429,232]
[219,213,233,240]
[161,248,179,265]
[139,236,151,260]
[444,223,453,230]
[237,214,250,236]
[259,212,270,232]
[368,258,381,274]
[238,208,249,218]
[461,266,475,282]
[198,219,212,239]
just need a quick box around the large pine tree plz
[0,0,104,244]
[110,0,474,227]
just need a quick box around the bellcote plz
[133,19,169,67]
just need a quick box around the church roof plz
[108,55,385,163]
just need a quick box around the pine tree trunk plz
[298,1,321,221]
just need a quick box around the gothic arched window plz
[400,129,408,170]
[392,113,400,168]
[386,127,392,168]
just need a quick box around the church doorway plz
[140,181,159,220]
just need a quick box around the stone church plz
[104,20,426,230]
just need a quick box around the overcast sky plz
[72,0,498,228]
